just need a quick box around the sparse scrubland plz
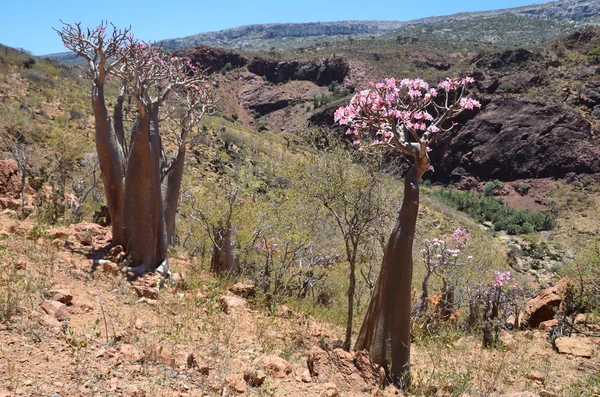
[0,13,599,397]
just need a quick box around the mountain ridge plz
[44,0,600,60]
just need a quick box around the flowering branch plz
[334,77,480,172]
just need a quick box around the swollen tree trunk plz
[210,226,236,275]
[354,158,428,389]
[92,78,185,274]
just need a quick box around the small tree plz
[416,228,470,317]
[56,21,213,274]
[335,77,480,387]
[295,149,391,351]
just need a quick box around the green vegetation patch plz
[432,188,555,235]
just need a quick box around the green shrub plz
[21,55,36,69]
[231,113,238,122]
[220,62,233,75]
[253,111,262,119]
[483,180,502,196]
[517,183,531,195]
[588,47,600,64]
[433,188,555,235]
[328,80,340,92]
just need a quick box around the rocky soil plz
[0,165,598,397]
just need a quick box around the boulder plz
[522,278,568,328]
[306,346,330,378]
[120,344,143,362]
[300,369,312,383]
[256,355,292,378]
[145,343,176,368]
[41,300,70,322]
[229,280,256,298]
[244,368,267,387]
[48,289,73,304]
[226,374,247,394]
[219,295,247,314]
[555,337,595,358]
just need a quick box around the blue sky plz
[2,0,551,55]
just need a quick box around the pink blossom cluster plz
[452,228,470,249]
[333,76,480,159]
[421,228,471,263]
[493,271,512,287]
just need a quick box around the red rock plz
[539,319,559,330]
[229,280,256,298]
[133,284,159,300]
[306,346,330,378]
[226,374,247,394]
[353,350,384,386]
[72,296,94,311]
[257,355,292,378]
[109,377,118,391]
[102,261,120,275]
[41,300,70,321]
[244,368,267,387]
[0,159,23,199]
[120,344,143,362]
[555,337,595,358]
[526,370,545,382]
[48,289,73,304]
[146,343,176,368]
[171,272,185,289]
[68,222,111,248]
[124,385,146,397]
[197,361,210,375]
[96,347,115,359]
[575,313,586,324]
[39,314,61,329]
[322,382,339,397]
[219,295,247,314]
[522,278,568,328]
[277,304,294,318]
[300,369,312,383]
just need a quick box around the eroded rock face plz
[436,98,600,182]
[180,46,247,74]
[0,160,22,199]
[472,49,537,70]
[247,56,349,86]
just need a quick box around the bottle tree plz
[334,77,480,388]
[56,21,214,274]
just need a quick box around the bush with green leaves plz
[517,183,531,195]
[220,62,233,75]
[433,188,554,234]
[328,80,340,92]
[561,238,600,311]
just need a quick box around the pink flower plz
[426,146,432,153]
[428,165,435,172]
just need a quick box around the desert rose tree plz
[56,21,213,274]
[334,77,480,388]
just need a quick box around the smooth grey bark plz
[92,77,185,274]
[354,157,428,389]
